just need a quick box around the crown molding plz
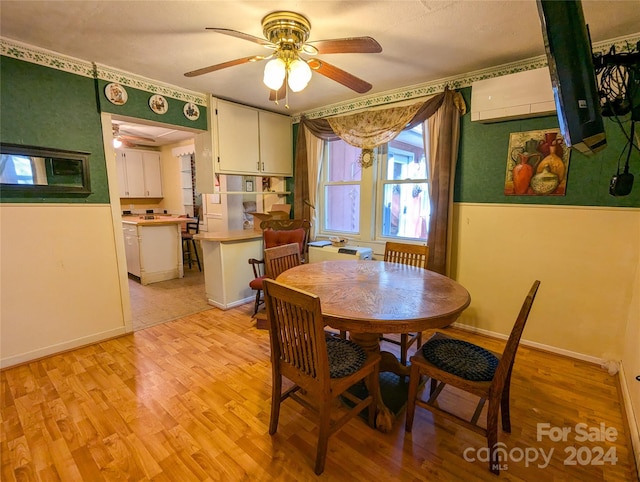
[293,32,640,122]
[0,37,207,106]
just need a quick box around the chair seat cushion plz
[421,337,499,381]
[326,336,366,378]
[249,276,267,290]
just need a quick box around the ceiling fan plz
[184,11,382,105]
[112,124,156,148]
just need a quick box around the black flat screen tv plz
[537,0,607,156]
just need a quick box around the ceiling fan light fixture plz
[263,58,286,90]
[287,59,312,92]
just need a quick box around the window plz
[321,140,362,234]
[319,124,429,242]
[379,125,429,240]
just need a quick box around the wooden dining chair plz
[248,219,310,315]
[405,280,540,475]
[264,242,301,279]
[381,241,430,365]
[261,219,311,262]
[263,279,381,475]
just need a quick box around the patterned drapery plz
[326,103,424,167]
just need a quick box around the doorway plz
[102,113,211,331]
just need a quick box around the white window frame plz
[317,123,429,247]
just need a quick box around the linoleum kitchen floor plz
[128,267,213,331]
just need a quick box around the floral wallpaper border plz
[0,37,207,106]
[295,32,640,121]
[2,32,638,116]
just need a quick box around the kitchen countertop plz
[194,230,262,242]
[122,216,189,226]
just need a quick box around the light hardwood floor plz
[1,305,636,481]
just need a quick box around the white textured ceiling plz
[2,1,639,143]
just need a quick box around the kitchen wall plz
[449,86,639,359]
[451,204,638,358]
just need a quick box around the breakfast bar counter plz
[195,230,263,310]
[122,216,188,227]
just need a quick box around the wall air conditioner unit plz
[471,67,556,122]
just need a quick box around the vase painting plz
[504,128,571,196]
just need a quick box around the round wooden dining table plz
[276,259,471,432]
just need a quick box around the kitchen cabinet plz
[195,97,292,192]
[259,109,293,176]
[122,218,184,285]
[116,149,163,198]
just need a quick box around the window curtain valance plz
[298,90,447,143]
[327,103,424,167]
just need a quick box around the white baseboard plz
[618,362,640,479]
[207,296,254,311]
[0,326,128,369]
[450,322,605,365]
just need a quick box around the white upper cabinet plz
[116,149,163,198]
[196,97,292,189]
[216,100,260,175]
[259,109,293,176]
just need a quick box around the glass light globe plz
[113,137,123,149]
[263,58,286,90]
[287,59,312,92]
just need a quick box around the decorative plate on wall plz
[149,94,168,114]
[105,83,128,105]
[183,102,200,121]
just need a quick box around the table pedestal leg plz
[349,332,409,433]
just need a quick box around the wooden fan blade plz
[306,37,382,54]
[184,56,265,77]
[307,59,372,93]
[120,133,156,143]
[206,28,274,48]
[120,139,138,148]
[269,83,287,102]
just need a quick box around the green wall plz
[0,57,208,204]
[98,80,207,131]
[455,87,640,207]
[1,56,109,203]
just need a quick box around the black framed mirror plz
[0,143,91,195]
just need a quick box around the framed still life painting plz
[504,128,571,196]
